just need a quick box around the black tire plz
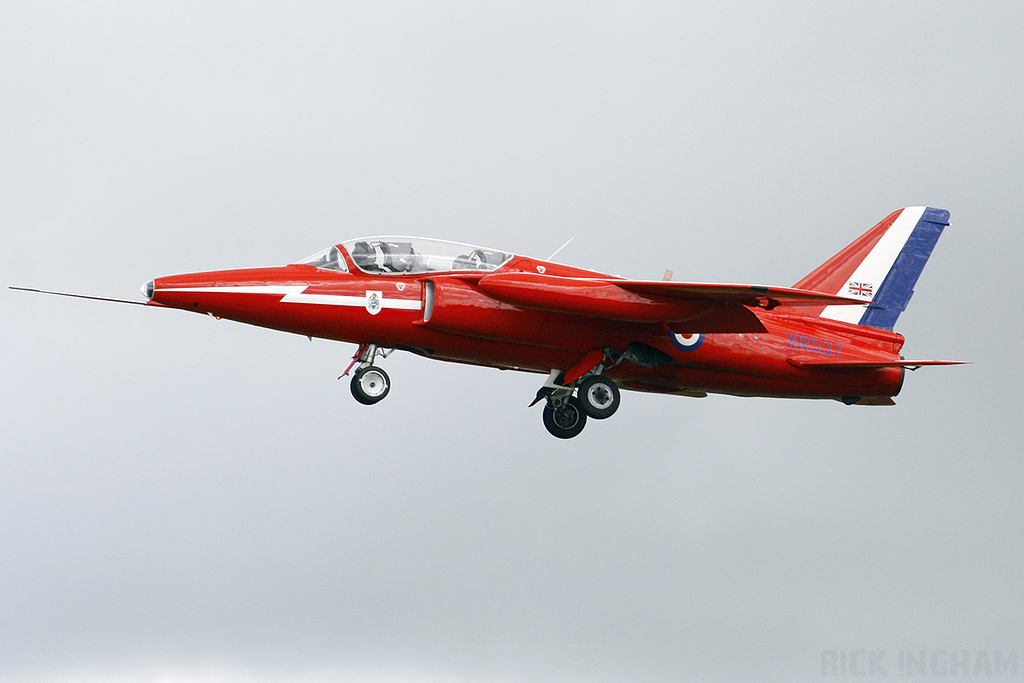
[351,365,390,405]
[542,396,588,439]
[577,375,620,419]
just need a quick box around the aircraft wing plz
[612,280,867,308]
[476,273,865,333]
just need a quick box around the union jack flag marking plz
[848,281,873,298]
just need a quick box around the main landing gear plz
[342,343,392,405]
[542,395,588,439]
[533,362,622,439]
[577,374,620,420]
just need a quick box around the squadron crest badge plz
[365,290,383,315]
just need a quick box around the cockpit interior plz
[297,237,511,275]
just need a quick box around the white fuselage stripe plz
[820,206,926,324]
[158,285,423,310]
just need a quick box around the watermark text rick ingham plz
[821,649,1018,677]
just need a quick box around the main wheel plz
[577,375,620,419]
[351,365,390,405]
[542,395,588,439]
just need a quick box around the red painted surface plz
[148,244,910,404]
[791,209,901,317]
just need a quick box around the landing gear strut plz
[343,343,392,405]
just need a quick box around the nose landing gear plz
[342,343,393,405]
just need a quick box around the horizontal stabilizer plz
[789,357,969,371]
[841,397,897,406]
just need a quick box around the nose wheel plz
[351,365,390,405]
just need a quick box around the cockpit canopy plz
[298,237,512,275]
[296,245,348,272]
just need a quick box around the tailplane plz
[794,207,949,330]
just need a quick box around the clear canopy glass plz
[340,237,511,274]
[296,245,348,272]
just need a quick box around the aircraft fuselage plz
[147,256,905,404]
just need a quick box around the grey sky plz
[2,2,1022,681]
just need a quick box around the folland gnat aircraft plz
[14,207,965,439]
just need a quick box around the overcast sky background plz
[2,2,1022,682]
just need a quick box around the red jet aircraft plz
[14,207,964,438]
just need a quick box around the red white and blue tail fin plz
[794,207,949,330]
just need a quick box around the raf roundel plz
[670,331,705,352]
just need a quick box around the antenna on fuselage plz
[546,236,575,261]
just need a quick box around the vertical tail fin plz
[794,207,949,330]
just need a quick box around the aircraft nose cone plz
[141,280,155,300]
